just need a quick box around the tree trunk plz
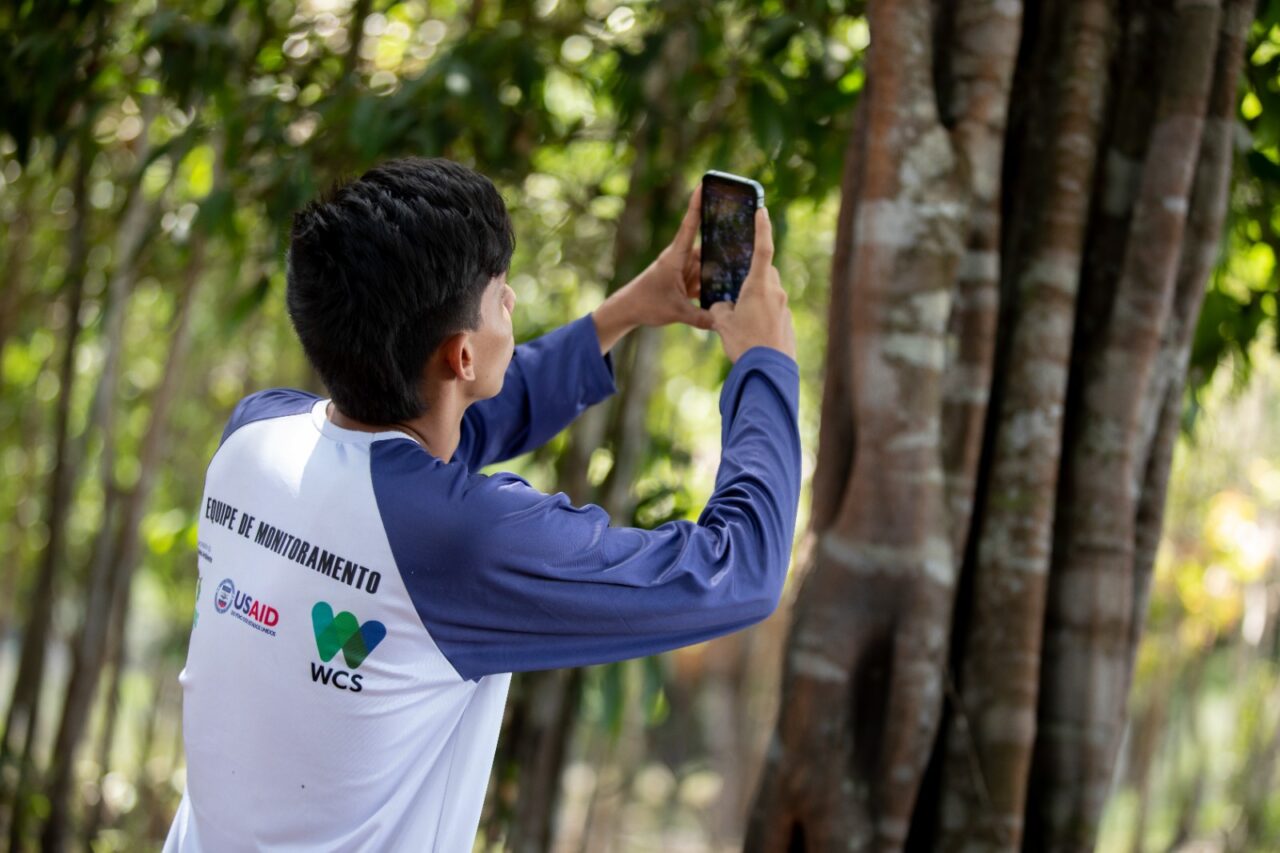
[935,1,1107,847]
[1,142,93,852]
[748,0,1254,849]
[40,238,207,851]
[80,593,128,848]
[1028,2,1240,847]
[487,131,669,853]
[0,178,35,365]
[489,22,705,849]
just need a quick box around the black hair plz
[285,156,515,424]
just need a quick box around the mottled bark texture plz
[1028,0,1231,846]
[937,0,1108,848]
[748,0,1253,849]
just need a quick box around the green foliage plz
[1190,0,1280,405]
[1,0,113,164]
[0,1,858,847]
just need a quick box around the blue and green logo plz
[311,602,386,669]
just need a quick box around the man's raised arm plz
[372,344,801,680]
[455,187,713,470]
[454,316,618,469]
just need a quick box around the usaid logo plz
[214,577,280,637]
[214,578,235,613]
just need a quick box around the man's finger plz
[672,185,702,254]
[739,207,773,299]
[681,303,714,330]
[684,247,701,298]
[753,206,773,263]
[682,244,701,278]
[683,244,701,275]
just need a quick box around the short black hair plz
[286,156,515,424]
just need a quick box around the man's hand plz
[592,187,713,354]
[708,206,796,364]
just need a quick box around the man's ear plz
[440,332,476,382]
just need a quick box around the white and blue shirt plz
[164,314,801,851]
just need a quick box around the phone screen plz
[700,176,759,309]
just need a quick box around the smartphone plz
[700,170,766,309]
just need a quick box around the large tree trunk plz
[934,0,1108,847]
[1026,2,1248,847]
[748,2,971,846]
[747,0,1254,849]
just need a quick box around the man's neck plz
[327,393,466,463]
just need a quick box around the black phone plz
[700,170,766,310]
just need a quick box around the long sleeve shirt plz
[164,313,801,852]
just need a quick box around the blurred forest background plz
[1,0,1280,851]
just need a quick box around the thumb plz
[740,206,774,298]
[752,206,774,265]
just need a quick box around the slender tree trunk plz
[0,179,35,363]
[342,0,373,82]
[1163,653,1208,852]
[502,667,583,853]
[1129,0,1251,676]
[0,384,42,645]
[936,0,1023,559]
[40,239,207,851]
[491,23,705,849]
[80,595,128,848]
[1124,668,1172,853]
[490,136,667,853]
[2,143,93,852]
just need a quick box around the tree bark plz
[937,0,1023,560]
[1128,0,1251,675]
[0,178,35,363]
[748,0,971,847]
[749,0,1255,849]
[40,237,208,851]
[1,142,93,852]
[1029,2,1224,846]
[935,1,1110,847]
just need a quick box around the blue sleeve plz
[372,346,802,681]
[219,388,321,447]
[455,314,617,469]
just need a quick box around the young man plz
[164,157,799,850]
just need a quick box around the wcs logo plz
[214,578,279,637]
[309,602,386,693]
